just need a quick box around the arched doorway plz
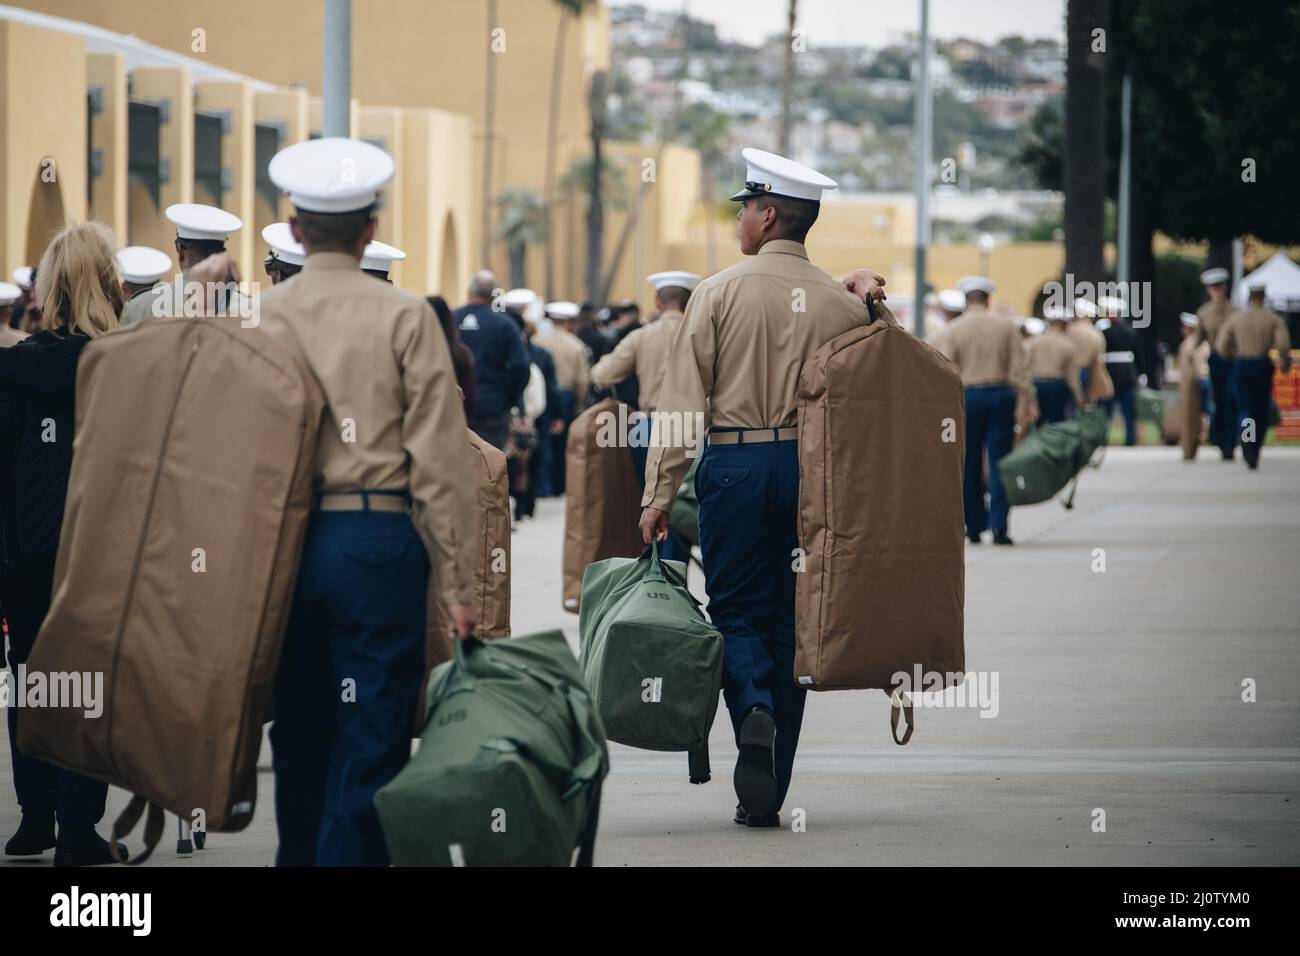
[438,213,460,299]
[25,163,67,265]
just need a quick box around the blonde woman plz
[0,221,126,865]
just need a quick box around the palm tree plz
[495,188,548,290]
[778,0,798,154]
[671,103,731,274]
[1063,0,1108,289]
[543,0,592,299]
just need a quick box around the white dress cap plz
[1199,267,1229,286]
[1180,312,1199,328]
[165,203,242,241]
[115,246,173,285]
[270,137,395,214]
[647,271,701,293]
[1023,317,1046,335]
[1043,304,1071,321]
[361,239,406,273]
[261,223,306,267]
[729,147,837,202]
[1247,281,1267,293]
[1073,298,1099,318]
[937,289,966,312]
[0,281,21,306]
[1098,295,1127,315]
[11,266,32,290]
[502,288,537,311]
[545,300,580,320]
[957,276,995,295]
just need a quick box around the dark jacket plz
[1101,319,1142,392]
[0,330,91,590]
[454,303,531,421]
[576,325,612,365]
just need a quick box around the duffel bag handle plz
[642,538,688,590]
[110,794,166,865]
[887,689,915,745]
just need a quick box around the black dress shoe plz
[5,814,56,856]
[53,828,128,867]
[992,532,1014,546]
[733,804,781,828]
[733,706,778,818]
[967,533,982,544]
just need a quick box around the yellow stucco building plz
[3,0,1079,318]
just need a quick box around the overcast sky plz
[622,0,1066,48]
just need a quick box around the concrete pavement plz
[3,446,1298,866]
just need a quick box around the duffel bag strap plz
[888,689,915,746]
[687,744,711,785]
[110,795,166,865]
[575,780,602,868]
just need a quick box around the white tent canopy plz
[1234,252,1300,312]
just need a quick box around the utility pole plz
[1117,71,1132,287]
[322,0,352,137]
[912,0,932,337]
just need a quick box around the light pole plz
[911,0,932,338]
[323,0,352,138]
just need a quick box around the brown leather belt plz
[313,491,410,513]
[707,426,798,446]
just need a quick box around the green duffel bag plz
[667,458,700,550]
[1136,388,1167,426]
[578,541,722,785]
[374,630,608,867]
[999,406,1108,506]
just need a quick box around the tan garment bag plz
[561,398,643,613]
[795,304,966,743]
[19,317,322,862]
[417,430,512,728]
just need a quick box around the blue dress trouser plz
[1229,357,1274,469]
[1033,379,1071,424]
[696,440,804,809]
[1208,352,1237,458]
[541,388,577,496]
[963,385,1016,537]
[1102,383,1138,445]
[270,511,429,866]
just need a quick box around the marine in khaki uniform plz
[535,300,590,495]
[931,276,1032,545]
[113,246,172,321]
[1065,297,1111,404]
[592,270,700,562]
[0,282,29,347]
[1176,312,1211,461]
[120,204,245,327]
[1196,267,1238,459]
[263,222,305,284]
[1215,282,1292,470]
[1028,310,1081,422]
[257,137,476,867]
[640,148,884,829]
